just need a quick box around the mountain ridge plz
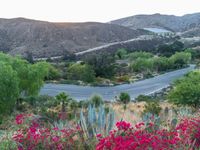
[111,13,200,32]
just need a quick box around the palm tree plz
[56,92,71,113]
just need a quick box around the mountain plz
[111,13,200,32]
[0,18,148,58]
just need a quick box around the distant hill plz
[111,13,200,32]
[0,18,148,58]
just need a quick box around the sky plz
[0,0,200,22]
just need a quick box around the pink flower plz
[15,114,24,125]
[52,136,60,142]
[116,121,131,131]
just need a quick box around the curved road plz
[40,65,195,101]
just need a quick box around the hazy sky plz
[0,0,200,22]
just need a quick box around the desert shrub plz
[143,101,162,116]
[118,92,131,104]
[89,94,104,107]
[116,75,130,82]
[115,48,128,59]
[135,95,152,102]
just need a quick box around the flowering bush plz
[10,114,200,150]
[96,117,200,150]
[12,114,89,150]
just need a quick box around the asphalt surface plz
[40,65,195,101]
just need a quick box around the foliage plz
[168,71,200,108]
[157,40,184,57]
[45,65,61,80]
[56,92,72,113]
[12,114,93,150]
[130,58,154,74]
[135,95,153,102]
[67,63,95,83]
[152,56,170,72]
[96,115,200,150]
[118,92,131,104]
[169,52,191,69]
[129,51,153,61]
[0,53,50,98]
[0,62,19,115]
[143,101,162,115]
[89,94,104,107]
[130,52,191,76]
[185,48,200,60]
[85,53,116,78]
[115,48,127,59]
[80,104,115,138]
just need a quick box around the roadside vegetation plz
[43,41,192,86]
[1,41,200,149]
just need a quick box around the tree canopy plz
[0,53,50,114]
[168,71,200,108]
[67,62,95,83]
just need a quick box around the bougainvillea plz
[96,116,200,150]
[12,114,85,150]
[11,114,200,150]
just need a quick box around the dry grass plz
[109,102,175,125]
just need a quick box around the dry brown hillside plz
[0,18,148,58]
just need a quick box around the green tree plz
[152,56,169,72]
[129,51,153,61]
[157,41,184,57]
[67,63,95,83]
[45,65,61,80]
[118,92,131,119]
[116,48,127,59]
[0,62,19,115]
[56,92,71,112]
[169,52,191,69]
[85,53,116,78]
[118,92,131,104]
[0,53,50,110]
[168,71,200,108]
[130,58,154,74]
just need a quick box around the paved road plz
[75,35,153,56]
[40,65,195,101]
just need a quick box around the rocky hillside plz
[0,18,148,58]
[111,13,200,32]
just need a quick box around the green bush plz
[168,71,200,108]
[143,101,162,116]
[89,94,104,107]
[118,92,131,104]
[135,95,152,102]
[45,65,61,80]
[67,63,95,83]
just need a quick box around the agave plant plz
[79,104,115,138]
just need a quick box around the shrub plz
[96,116,200,150]
[143,101,162,116]
[168,71,200,108]
[89,94,104,107]
[135,94,152,102]
[118,92,131,104]
[12,114,92,150]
